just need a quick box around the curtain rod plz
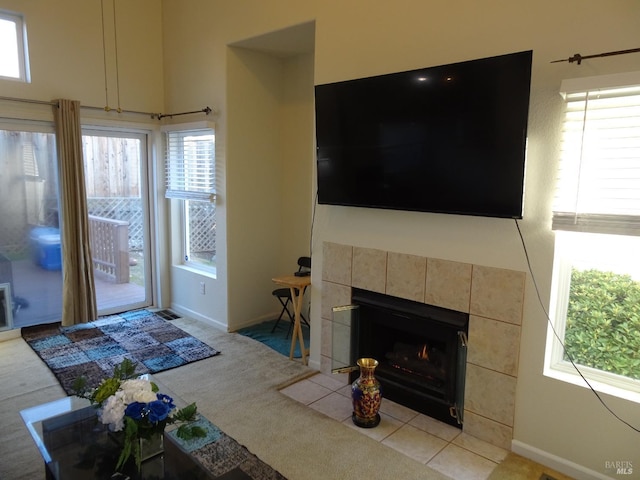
[551,47,640,65]
[157,107,212,120]
[0,96,56,106]
[0,96,213,121]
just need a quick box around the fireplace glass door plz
[331,304,359,374]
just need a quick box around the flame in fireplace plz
[418,344,429,361]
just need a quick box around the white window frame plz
[545,232,640,403]
[0,10,30,82]
[546,71,640,402]
[162,121,216,274]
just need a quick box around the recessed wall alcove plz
[224,21,316,330]
[319,241,525,450]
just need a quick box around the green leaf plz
[92,378,121,405]
[115,416,140,471]
[172,403,198,423]
[70,376,88,397]
[113,358,138,380]
[176,424,207,441]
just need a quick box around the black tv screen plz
[314,50,532,218]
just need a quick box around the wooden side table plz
[271,274,311,365]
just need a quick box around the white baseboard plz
[169,304,228,331]
[168,304,279,333]
[512,440,615,480]
[0,328,21,342]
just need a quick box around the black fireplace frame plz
[349,288,469,427]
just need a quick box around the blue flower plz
[124,401,146,421]
[147,400,171,423]
[156,393,175,409]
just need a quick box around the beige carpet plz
[0,315,569,480]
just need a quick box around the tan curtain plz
[53,99,97,326]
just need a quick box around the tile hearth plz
[281,372,508,480]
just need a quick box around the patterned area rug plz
[21,309,220,395]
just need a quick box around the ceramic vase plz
[351,357,382,428]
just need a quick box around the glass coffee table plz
[20,381,257,480]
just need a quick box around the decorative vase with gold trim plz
[351,358,381,428]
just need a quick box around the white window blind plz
[553,72,640,236]
[164,125,215,202]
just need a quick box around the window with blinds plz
[546,71,640,400]
[164,126,215,202]
[553,73,640,236]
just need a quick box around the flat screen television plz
[314,50,533,219]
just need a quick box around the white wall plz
[161,0,640,477]
[0,0,164,112]
[225,47,314,331]
[226,47,288,327]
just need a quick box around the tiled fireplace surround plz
[319,241,525,450]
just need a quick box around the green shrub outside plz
[564,268,640,381]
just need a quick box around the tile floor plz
[280,372,509,480]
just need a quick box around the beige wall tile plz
[352,247,387,293]
[468,316,521,376]
[462,410,513,450]
[322,242,352,285]
[386,252,427,302]
[425,258,472,313]
[321,281,352,320]
[321,317,332,357]
[320,354,333,375]
[465,363,516,427]
[470,265,525,325]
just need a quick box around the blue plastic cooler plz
[29,227,62,271]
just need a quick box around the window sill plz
[544,361,640,404]
[173,263,217,280]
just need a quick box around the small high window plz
[0,10,30,82]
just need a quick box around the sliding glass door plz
[0,124,154,330]
[0,125,62,329]
[82,129,152,315]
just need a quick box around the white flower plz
[99,392,127,431]
[120,379,157,404]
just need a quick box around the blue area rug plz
[21,309,220,395]
[238,319,309,358]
